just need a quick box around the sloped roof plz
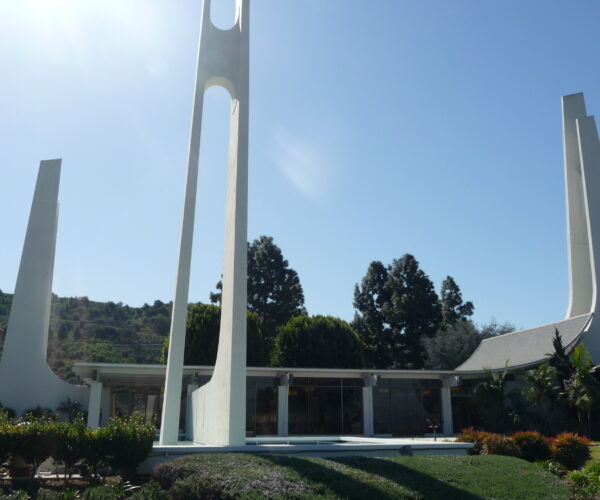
[455,313,593,373]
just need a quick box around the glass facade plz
[104,375,449,438]
[450,380,483,433]
[112,386,163,426]
[373,379,442,436]
[288,378,363,435]
[246,376,278,436]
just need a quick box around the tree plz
[210,236,306,350]
[561,344,600,437]
[353,254,441,369]
[86,343,135,364]
[479,318,515,338]
[56,397,84,423]
[352,261,392,367]
[422,320,481,370]
[439,276,474,329]
[271,315,365,369]
[474,363,510,433]
[525,363,558,434]
[160,303,267,367]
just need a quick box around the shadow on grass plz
[331,456,485,500]
[261,454,484,500]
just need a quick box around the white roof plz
[455,313,593,373]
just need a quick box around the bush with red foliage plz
[512,431,551,462]
[550,432,590,470]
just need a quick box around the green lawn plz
[587,442,600,464]
[153,453,569,500]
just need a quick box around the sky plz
[1,0,600,331]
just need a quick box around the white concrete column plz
[186,384,198,440]
[100,387,110,426]
[362,387,374,436]
[277,384,289,437]
[362,375,377,437]
[441,376,459,435]
[441,387,453,435]
[87,381,102,429]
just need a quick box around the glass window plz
[246,377,278,436]
[288,386,309,434]
[342,387,363,434]
[373,379,442,436]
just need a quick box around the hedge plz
[0,413,154,478]
[457,428,590,469]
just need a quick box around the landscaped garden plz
[1,452,571,500]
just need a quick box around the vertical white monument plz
[160,0,249,446]
[0,160,88,415]
[562,93,600,361]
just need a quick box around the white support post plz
[277,376,290,437]
[441,376,459,436]
[100,387,110,426]
[362,375,377,437]
[186,384,199,440]
[441,387,453,435]
[87,381,102,430]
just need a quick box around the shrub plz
[100,416,155,478]
[583,461,600,475]
[456,428,490,455]
[81,427,107,475]
[81,486,120,500]
[568,469,600,500]
[535,459,566,477]
[21,407,57,421]
[169,474,233,500]
[10,418,55,476]
[51,420,87,479]
[551,432,591,470]
[0,404,16,420]
[0,412,11,464]
[512,431,551,462]
[0,491,29,500]
[130,481,169,500]
[480,434,520,457]
[152,460,197,490]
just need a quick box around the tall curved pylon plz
[160,0,249,446]
[457,93,600,373]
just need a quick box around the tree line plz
[173,235,512,370]
[0,235,512,375]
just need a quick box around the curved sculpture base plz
[190,372,246,446]
[0,359,88,416]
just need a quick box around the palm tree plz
[474,362,509,432]
[561,345,600,437]
[57,397,83,423]
[525,363,558,434]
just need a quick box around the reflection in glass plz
[288,378,363,435]
[373,379,442,436]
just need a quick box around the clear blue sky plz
[1,0,600,331]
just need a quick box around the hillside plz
[0,290,171,383]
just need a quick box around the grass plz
[152,453,569,500]
[587,442,600,464]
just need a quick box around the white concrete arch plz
[160,0,249,446]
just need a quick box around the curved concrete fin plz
[0,160,88,415]
[563,93,594,318]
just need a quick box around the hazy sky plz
[1,0,600,330]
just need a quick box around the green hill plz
[0,290,171,382]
